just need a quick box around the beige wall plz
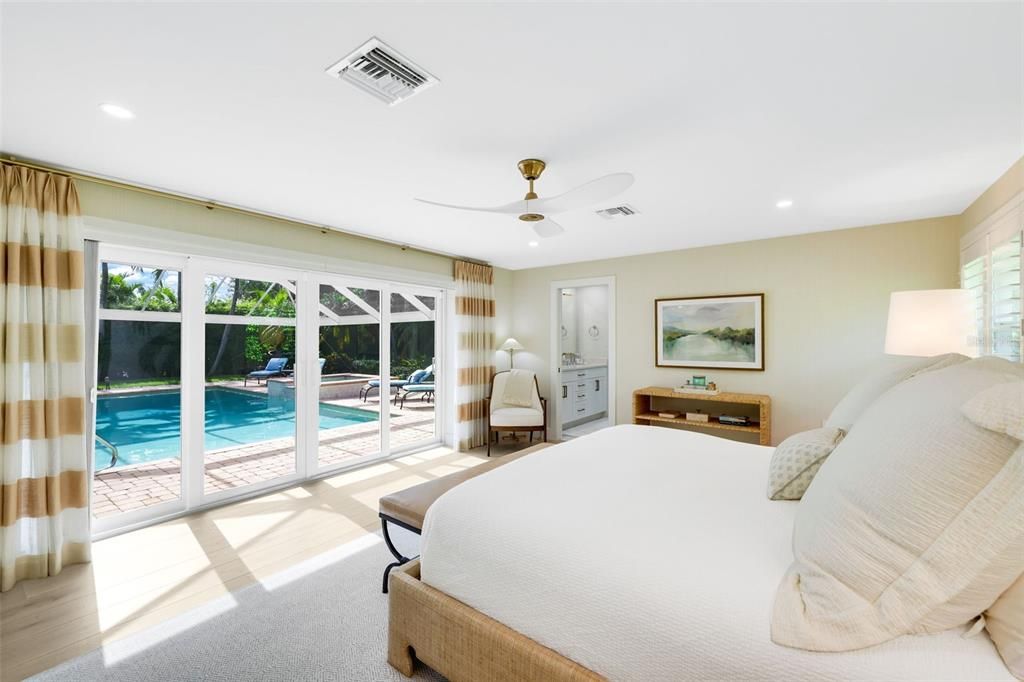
[960,156,1024,237]
[78,180,454,278]
[505,216,961,444]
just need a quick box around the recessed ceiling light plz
[99,103,135,119]
[776,199,794,209]
[528,240,539,247]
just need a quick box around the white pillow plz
[772,356,1024,652]
[824,353,967,432]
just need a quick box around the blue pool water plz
[95,387,377,470]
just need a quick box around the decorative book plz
[674,387,720,396]
[658,411,680,419]
[685,412,710,423]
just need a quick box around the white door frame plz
[549,276,616,442]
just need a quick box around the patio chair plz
[361,365,433,402]
[394,368,435,409]
[244,357,289,386]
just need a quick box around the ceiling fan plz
[415,159,634,238]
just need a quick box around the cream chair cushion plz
[772,356,1024,652]
[490,371,543,427]
[490,407,544,428]
[823,353,967,433]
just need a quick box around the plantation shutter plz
[990,231,1022,361]
[961,251,987,355]
[963,197,1023,362]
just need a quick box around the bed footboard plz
[388,560,604,682]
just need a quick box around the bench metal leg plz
[381,517,414,594]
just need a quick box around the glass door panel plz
[389,290,437,450]
[203,273,298,494]
[316,283,382,468]
[94,260,183,520]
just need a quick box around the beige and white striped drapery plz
[1,164,89,592]
[454,260,495,450]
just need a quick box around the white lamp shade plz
[884,289,976,357]
[499,337,524,351]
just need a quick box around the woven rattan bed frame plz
[388,560,604,681]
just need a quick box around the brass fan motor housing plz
[517,159,546,181]
[518,213,544,222]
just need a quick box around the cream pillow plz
[966,381,1024,681]
[823,353,967,432]
[964,381,1024,440]
[987,573,1024,680]
[766,427,844,500]
[772,356,1024,652]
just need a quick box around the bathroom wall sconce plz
[588,325,600,338]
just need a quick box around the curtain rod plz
[0,154,489,266]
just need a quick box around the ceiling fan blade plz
[414,197,525,215]
[532,217,565,238]
[530,172,634,214]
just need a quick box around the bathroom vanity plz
[559,363,608,427]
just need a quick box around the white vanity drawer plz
[563,366,607,381]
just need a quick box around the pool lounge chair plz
[395,383,434,409]
[360,366,433,402]
[245,357,289,386]
[394,368,434,408]
[360,377,409,402]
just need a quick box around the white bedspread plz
[420,424,1013,681]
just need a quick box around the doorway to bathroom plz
[549,277,616,441]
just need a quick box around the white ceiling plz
[2,2,1022,270]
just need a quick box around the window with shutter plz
[961,254,987,355]
[990,232,1022,361]
[962,195,1023,363]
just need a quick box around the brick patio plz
[92,393,436,519]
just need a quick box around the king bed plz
[388,425,1014,681]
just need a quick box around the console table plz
[632,386,771,446]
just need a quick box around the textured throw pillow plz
[963,381,1024,440]
[987,572,1024,680]
[766,427,844,500]
[824,353,968,433]
[772,356,1024,652]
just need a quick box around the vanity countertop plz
[560,363,608,372]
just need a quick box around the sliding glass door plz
[90,245,446,533]
[315,280,383,469]
[93,247,187,528]
[201,268,301,497]
[389,287,438,451]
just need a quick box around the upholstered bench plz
[378,442,553,592]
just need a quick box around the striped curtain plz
[454,260,495,450]
[1,164,89,592]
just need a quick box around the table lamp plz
[884,289,976,357]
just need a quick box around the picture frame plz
[655,293,765,370]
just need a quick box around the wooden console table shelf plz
[632,386,771,446]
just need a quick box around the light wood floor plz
[0,442,528,681]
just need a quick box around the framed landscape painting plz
[655,294,764,370]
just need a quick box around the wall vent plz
[595,204,638,219]
[325,37,439,106]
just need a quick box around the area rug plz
[32,534,443,681]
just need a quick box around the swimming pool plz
[95,387,378,471]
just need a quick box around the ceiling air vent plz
[325,37,438,106]
[595,204,639,219]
